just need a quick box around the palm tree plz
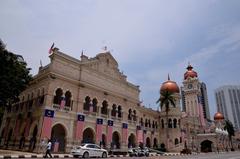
[156,90,176,151]
[224,119,235,151]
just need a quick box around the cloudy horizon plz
[1,0,240,119]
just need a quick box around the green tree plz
[156,90,176,151]
[0,39,32,109]
[224,119,235,151]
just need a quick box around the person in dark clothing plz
[44,139,52,158]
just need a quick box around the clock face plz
[188,84,193,89]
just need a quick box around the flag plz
[107,120,113,144]
[24,118,31,137]
[48,43,55,54]
[143,130,147,145]
[41,109,54,139]
[76,114,85,141]
[96,118,103,143]
[122,123,128,143]
[14,120,20,137]
[136,126,143,143]
[60,97,65,109]
[3,119,10,138]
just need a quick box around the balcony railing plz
[52,104,71,112]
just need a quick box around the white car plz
[71,143,108,158]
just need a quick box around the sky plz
[1,0,240,119]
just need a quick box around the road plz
[107,152,240,159]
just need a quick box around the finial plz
[81,50,84,56]
[40,60,42,67]
[168,74,170,80]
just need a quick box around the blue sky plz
[1,0,240,119]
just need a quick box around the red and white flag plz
[48,43,55,54]
[24,118,31,137]
[122,123,128,143]
[41,109,54,139]
[76,114,85,141]
[60,97,65,109]
[96,118,103,143]
[107,120,113,144]
[137,126,143,143]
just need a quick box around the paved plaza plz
[1,149,240,159]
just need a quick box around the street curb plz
[0,154,73,158]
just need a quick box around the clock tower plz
[181,64,205,126]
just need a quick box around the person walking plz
[44,139,52,158]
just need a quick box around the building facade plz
[200,82,210,120]
[0,47,236,153]
[215,85,240,130]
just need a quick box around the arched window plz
[180,137,182,143]
[148,119,151,128]
[152,121,155,128]
[168,119,172,128]
[178,119,181,127]
[101,100,108,115]
[133,110,137,121]
[161,119,164,128]
[111,104,117,117]
[83,96,91,111]
[140,118,143,126]
[53,88,63,105]
[155,121,158,129]
[173,119,177,128]
[145,119,148,127]
[117,105,122,118]
[92,98,98,112]
[65,91,72,107]
[175,138,179,145]
[128,109,132,120]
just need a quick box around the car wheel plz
[102,152,107,158]
[73,155,79,158]
[83,152,89,158]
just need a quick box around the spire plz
[81,50,84,56]
[168,74,170,81]
[186,62,193,70]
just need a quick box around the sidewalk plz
[0,149,73,158]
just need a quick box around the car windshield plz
[80,143,86,146]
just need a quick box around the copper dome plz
[184,64,198,80]
[160,75,180,93]
[214,112,224,121]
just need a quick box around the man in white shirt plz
[44,139,52,158]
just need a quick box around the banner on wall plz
[122,123,128,143]
[136,125,143,143]
[75,114,85,141]
[41,109,54,139]
[107,120,113,144]
[96,118,103,143]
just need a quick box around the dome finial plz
[186,62,193,70]
[168,74,170,81]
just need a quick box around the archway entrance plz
[128,133,136,148]
[82,128,95,144]
[51,124,66,152]
[153,138,158,148]
[201,140,213,152]
[112,131,120,149]
[101,134,106,148]
[146,137,151,148]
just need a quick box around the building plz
[0,48,159,153]
[200,82,210,120]
[215,85,240,129]
[0,47,236,153]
